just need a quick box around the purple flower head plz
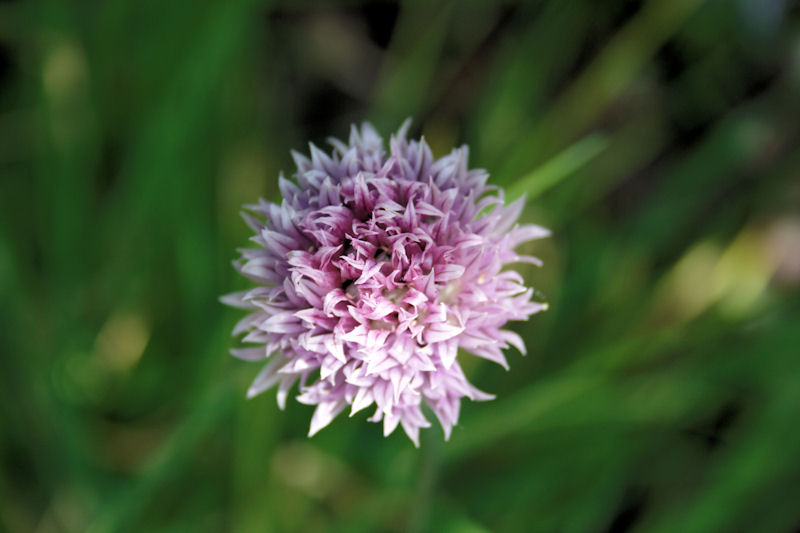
[223,121,548,445]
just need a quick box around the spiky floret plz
[223,121,548,445]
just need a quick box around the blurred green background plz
[1,0,800,531]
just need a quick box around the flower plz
[222,121,548,445]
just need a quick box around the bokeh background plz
[2,0,800,532]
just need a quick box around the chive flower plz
[223,122,548,445]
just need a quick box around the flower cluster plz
[223,122,548,445]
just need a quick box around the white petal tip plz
[308,420,326,437]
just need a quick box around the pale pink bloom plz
[223,122,548,445]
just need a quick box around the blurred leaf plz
[506,133,609,202]
[497,0,706,180]
[371,2,453,128]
